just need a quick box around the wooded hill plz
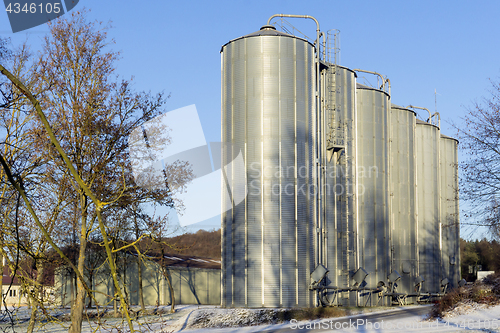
[161,228,221,260]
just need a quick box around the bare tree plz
[0,10,192,333]
[0,40,65,333]
[457,78,500,236]
[27,11,171,332]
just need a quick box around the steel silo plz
[389,104,418,298]
[323,65,357,306]
[221,25,315,307]
[440,134,460,289]
[415,119,441,294]
[356,83,390,306]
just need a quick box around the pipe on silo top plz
[352,69,387,93]
[429,112,441,128]
[407,105,432,124]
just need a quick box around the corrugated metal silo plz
[440,134,460,289]
[389,104,418,298]
[323,65,357,306]
[221,25,315,307]
[356,83,390,306]
[415,119,441,293]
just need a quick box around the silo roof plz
[221,25,314,51]
[319,61,358,77]
[410,110,456,139]
[441,133,459,143]
[391,103,416,115]
[416,118,440,129]
[338,65,357,76]
[356,82,390,98]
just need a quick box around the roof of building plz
[2,266,20,286]
[129,251,221,270]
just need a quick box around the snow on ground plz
[442,300,489,318]
[2,302,500,332]
[441,302,500,332]
[0,305,179,332]
[162,303,500,333]
[164,307,290,332]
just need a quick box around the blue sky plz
[1,0,499,238]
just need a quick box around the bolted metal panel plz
[221,27,315,308]
[440,135,460,289]
[356,84,390,306]
[389,104,418,298]
[415,120,441,293]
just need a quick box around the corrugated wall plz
[390,105,418,298]
[416,121,441,293]
[221,29,315,307]
[356,85,390,306]
[221,25,460,307]
[55,262,221,307]
[440,136,460,289]
[324,65,357,306]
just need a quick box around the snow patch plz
[442,300,489,319]
[165,308,287,331]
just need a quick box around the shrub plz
[430,278,500,318]
[430,288,466,318]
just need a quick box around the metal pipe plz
[320,30,328,270]
[352,69,386,92]
[407,105,432,123]
[267,14,320,33]
[321,66,327,268]
[429,112,441,128]
[385,78,391,98]
[312,286,383,292]
[320,31,326,61]
[354,75,359,293]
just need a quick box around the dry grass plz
[279,307,347,321]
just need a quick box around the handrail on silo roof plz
[407,105,432,125]
[352,69,387,94]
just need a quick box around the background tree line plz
[460,238,500,281]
